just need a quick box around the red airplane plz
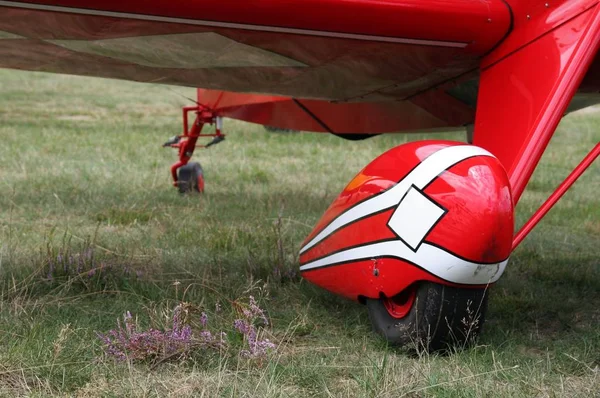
[0,0,598,351]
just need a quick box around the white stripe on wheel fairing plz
[299,241,508,285]
[299,145,495,254]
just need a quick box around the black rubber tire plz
[177,162,204,194]
[366,282,489,352]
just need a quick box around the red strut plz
[512,143,600,250]
[170,117,204,185]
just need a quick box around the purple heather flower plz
[234,319,250,335]
[199,330,213,344]
[98,311,193,361]
[232,297,276,358]
[98,299,274,363]
[180,325,192,340]
[248,296,269,326]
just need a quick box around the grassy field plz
[0,69,598,397]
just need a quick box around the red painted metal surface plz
[0,0,510,103]
[197,89,474,134]
[474,2,600,202]
[2,0,511,53]
[382,286,417,319]
[0,0,509,138]
[486,0,599,67]
[170,119,204,186]
[1,0,598,137]
[512,143,600,250]
[167,106,224,186]
[303,141,447,245]
[197,173,205,194]
[303,258,449,303]
[300,141,514,301]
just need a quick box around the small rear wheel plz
[177,162,204,194]
[366,282,489,352]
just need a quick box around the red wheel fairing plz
[299,141,513,302]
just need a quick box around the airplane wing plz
[0,0,512,133]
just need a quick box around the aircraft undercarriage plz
[163,94,598,351]
[156,1,600,351]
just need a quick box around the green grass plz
[0,69,598,397]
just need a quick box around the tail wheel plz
[366,282,489,352]
[177,162,204,194]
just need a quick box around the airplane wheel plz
[177,162,204,194]
[366,282,489,352]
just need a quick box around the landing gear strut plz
[163,105,225,193]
